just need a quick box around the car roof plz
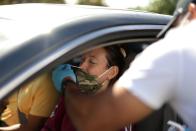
[0,3,171,53]
[0,3,171,99]
[0,3,171,56]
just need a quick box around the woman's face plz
[80,48,109,77]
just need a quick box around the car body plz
[0,3,171,100]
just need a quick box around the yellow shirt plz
[0,72,59,125]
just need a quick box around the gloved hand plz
[52,64,76,93]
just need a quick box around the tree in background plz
[0,0,64,4]
[0,0,178,15]
[146,0,178,15]
[0,0,103,5]
[78,0,103,6]
[77,0,178,14]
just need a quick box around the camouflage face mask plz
[71,66,102,94]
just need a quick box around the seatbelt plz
[17,90,27,124]
[167,120,191,131]
[17,108,27,124]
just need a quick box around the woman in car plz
[41,45,133,131]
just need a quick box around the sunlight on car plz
[66,0,78,4]
[0,20,53,57]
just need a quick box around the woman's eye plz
[89,60,96,64]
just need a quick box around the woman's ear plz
[107,66,119,80]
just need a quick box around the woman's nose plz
[80,62,88,71]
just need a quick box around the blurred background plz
[0,0,178,15]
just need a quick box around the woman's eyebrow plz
[89,55,96,59]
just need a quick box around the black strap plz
[17,90,27,124]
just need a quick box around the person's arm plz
[15,115,47,131]
[0,115,47,131]
[64,82,153,131]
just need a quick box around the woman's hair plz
[104,45,135,86]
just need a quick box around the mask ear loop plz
[97,67,113,83]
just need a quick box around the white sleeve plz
[115,40,179,109]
